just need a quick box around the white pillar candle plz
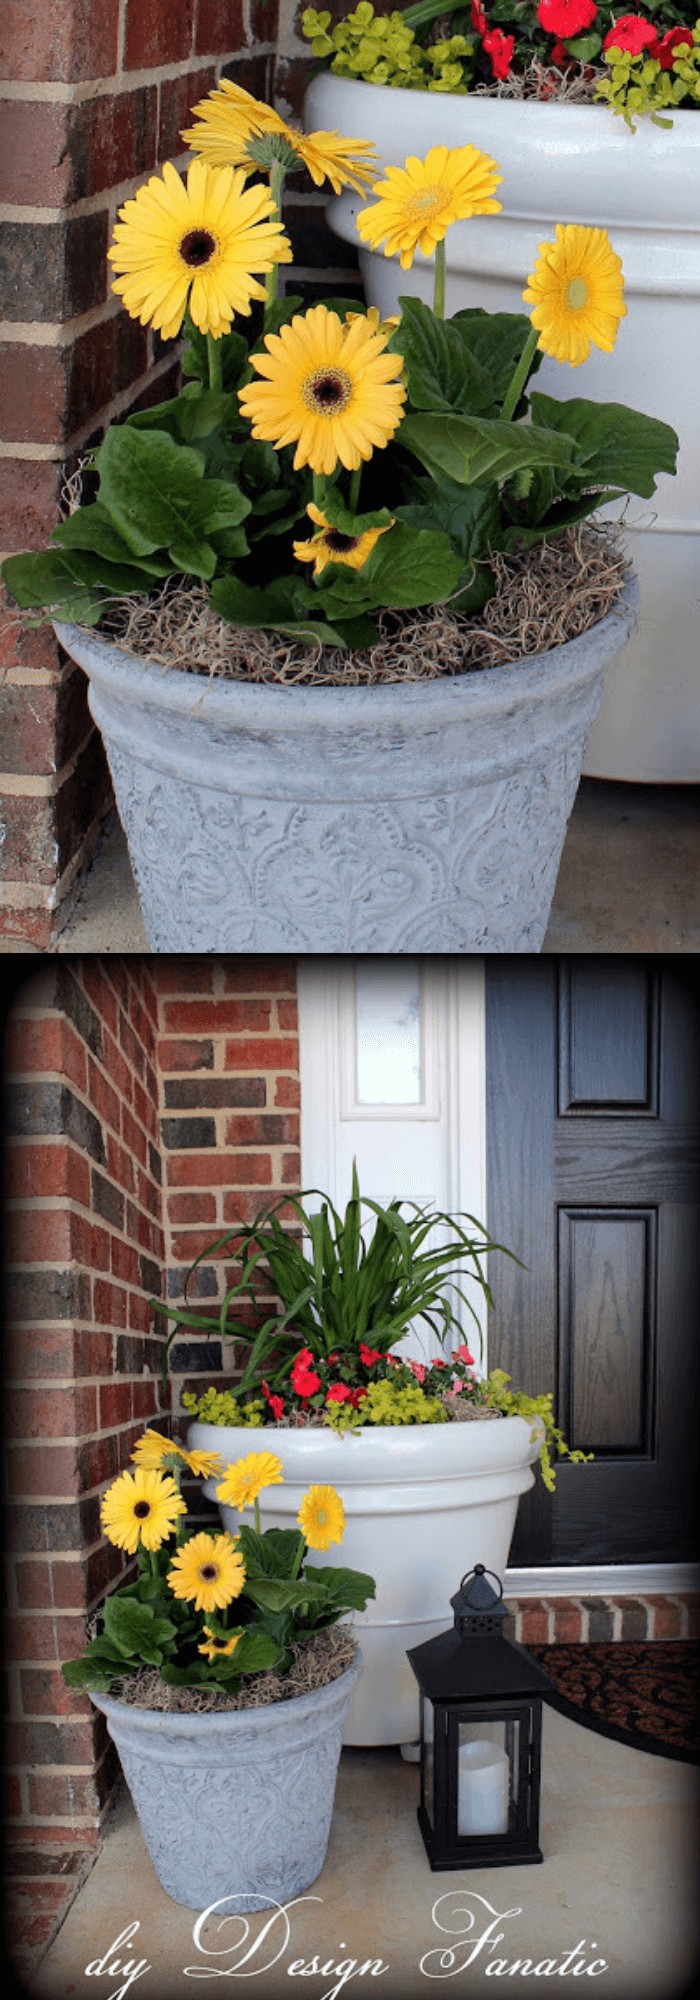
[457,1739,510,1836]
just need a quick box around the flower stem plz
[290,1532,305,1581]
[312,473,325,512]
[263,162,287,331]
[348,465,362,514]
[433,238,446,322]
[500,325,539,423]
[254,1496,261,1536]
[206,333,223,395]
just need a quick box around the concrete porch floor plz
[51,780,700,954]
[25,1707,700,2000]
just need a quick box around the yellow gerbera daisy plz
[522,224,627,368]
[346,307,400,336]
[297,1484,346,1552]
[131,1429,223,1481]
[356,145,502,271]
[100,1468,186,1555]
[293,503,394,578]
[198,1626,242,1662]
[107,157,292,340]
[167,1532,246,1613]
[183,81,379,194]
[215,1450,284,1510]
[239,305,406,476]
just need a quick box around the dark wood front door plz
[485,959,700,1567]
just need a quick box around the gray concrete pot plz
[55,578,637,952]
[91,1650,362,1912]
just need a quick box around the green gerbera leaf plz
[53,504,173,576]
[400,411,577,489]
[528,394,679,499]
[94,426,251,579]
[390,296,494,418]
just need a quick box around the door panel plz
[560,1207,653,1456]
[486,959,700,1566]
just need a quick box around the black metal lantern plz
[407,1564,551,1870]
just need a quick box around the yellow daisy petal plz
[198,1627,243,1662]
[167,1532,246,1613]
[356,144,502,271]
[293,506,394,578]
[183,81,378,195]
[108,158,291,339]
[215,1450,284,1510]
[100,1468,186,1555]
[131,1428,223,1481]
[522,223,626,368]
[297,1484,346,1553]
[238,304,406,476]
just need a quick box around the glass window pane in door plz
[355,961,421,1105]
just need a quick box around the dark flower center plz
[179,229,217,268]
[133,1501,151,1518]
[325,530,359,553]
[304,368,352,415]
[200,1563,219,1581]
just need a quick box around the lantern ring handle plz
[459,1563,504,1599]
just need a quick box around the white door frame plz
[298,956,489,1363]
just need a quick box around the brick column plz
[3,959,165,1972]
[0,2,266,949]
[155,956,301,1426]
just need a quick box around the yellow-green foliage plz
[483,1369,592,1492]
[301,5,475,92]
[324,1379,448,1428]
[182,1387,265,1427]
[594,24,700,127]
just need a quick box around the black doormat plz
[528,1642,700,1764]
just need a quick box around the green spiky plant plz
[155,1164,502,1394]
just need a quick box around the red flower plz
[482,27,515,78]
[537,0,598,34]
[550,39,568,64]
[359,1343,383,1368]
[326,1383,354,1404]
[654,25,694,68]
[603,14,659,56]
[349,1387,368,1407]
[453,1342,475,1367]
[261,1380,285,1421]
[470,0,488,31]
[410,1361,427,1384]
[291,1347,321,1397]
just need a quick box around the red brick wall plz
[3,958,165,1968]
[0,2,277,949]
[155,956,301,1421]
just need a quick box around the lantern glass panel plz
[456,1718,520,1838]
[420,1696,435,1828]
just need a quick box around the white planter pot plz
[304,76,700,783]
[92,1652,361,1911]
[54,584,635,952]
[188,1416,541,1746]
